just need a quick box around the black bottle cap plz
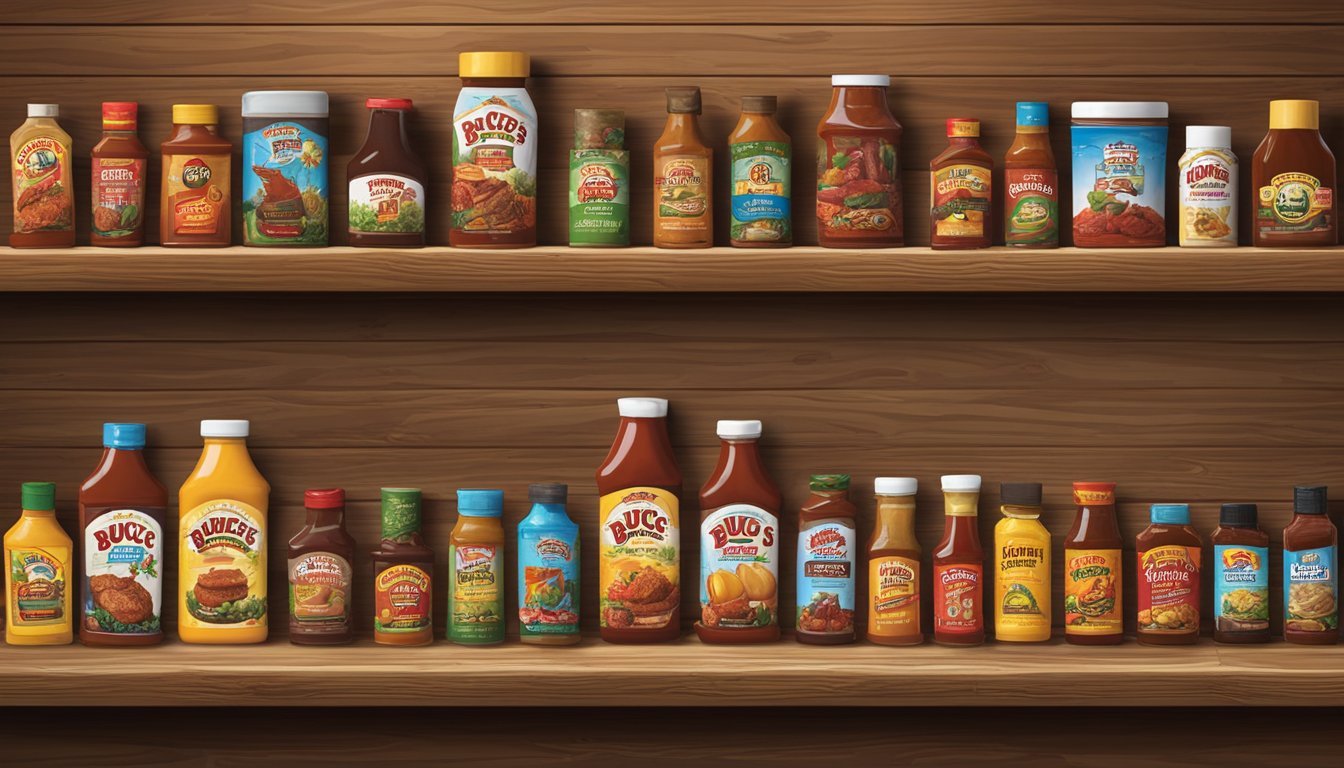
[1219,503,1258,527]
[1000,481,1042,507]
[529,483,568,505]
[1294,485,1328,515]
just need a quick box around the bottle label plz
[699,504,778,630]
[1063,548,1122,635]
[730,140,791,243]
[569,149,629,246]
[995,532,1050,637]
[374,563,431,633]
[868,555,920,637]
[1284,545,1338,634]
[451,86,537,236]
[288,551,351,635]
[655,155,711,224]
[519,530,580,637]
[931,163,991,239]
[1137,545,1200,633]
[349,173,426,235]
[92,157,146,238]
[1258,172,1335,235]
[243,120,328,245]
[13,135,73,234]
[599,487,680,630]
[83,508,162,635]
[165,153,230,236]
[1005,168,1058,245]
[1070,124,1168,246]
[1213,544,1269,634]
[8,546,69,626]
[795,521,855,636]
[449,543,504,643]
[179,499,266,629]
[933,563,982,634]
[1179,148,1236,245]
[816,134,901,241]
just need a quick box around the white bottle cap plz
[28,104,59,118]
[616,397,667,418]
[832,74,890,87]
[941,474,982,492]
[201,419,251,438]
[875,477,918,495]
[1071,101,1168,119]
[1186,125,1231,148]
[241,90,329,118]
[717,420,763,439]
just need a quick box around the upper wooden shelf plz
[3,634,1341,707]
[1,246,1341,293]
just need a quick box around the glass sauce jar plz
[816,75,902,247]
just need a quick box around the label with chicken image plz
[796,521,855,637]
[700,504,778,630]
[288,552,351,636]
[599,487,680,630]
[1137,545,1200,634]
[180,499,267,629]
[451,88,537,237]
[83,508,162,635]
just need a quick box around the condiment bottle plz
[1003,102,1058,248]
[348,98,427,248]
[653,87,713,249]
[10,103,75,248]
[78,423,167,647]
[569,108,629,247]
[930,119,993,249]
[450,489,506,645]
[596,397,683,643]
[1252,100,1337,247]
[697,420,781,644]
[1212,503,1270,644]
[729,95,791,247]
[518,482,580,645]
[90,102,148,247]
[1063,482,1124,644]
[1178,126,1237,247]
[178,420,269,644]
[1283,485,1337,645]
[160,104,232,247]
[796,474,856,644]
[867,477,922,646]
[816,75,903,247]
[241,90,330,246]
[451,51,537,248]
[1069,102,1170,248]
[932,474,984,646]
[372,488,434,646]
[4,482,73,645]
[287,488,356,645]
[993,481,1050,643]
[1136,503,1201,646]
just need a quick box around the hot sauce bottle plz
[1004,102,1058,248]
[729,95,791,247]
[1211,503,1270,644]
[930,119,993,249]
[10,103,75,248]
[867,477,922,646]
[1136,503,1201,646]
[288,488,356,646]
[653,87,712,248]
[90,102,148,247]
[1283,485,1337,645]
[796,474,857,645]
[932,474,984,646]
[1064,482,1123,645]
[372,488,434,646]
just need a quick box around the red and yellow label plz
[1073,486,1115,506]
[599,487,680,630]
[933,562,982,634]
[179,499,266,630]
[1064,548,1122,635]
[868,554,920,638]
[931,164,991,238]
[165,153,229,235]
[374,563,431,633]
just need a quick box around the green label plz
[449,543,504,644]
[730,141,791,243]
[569,149,630,246]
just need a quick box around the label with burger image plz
[599,487,679,630]
[181,499,267,629]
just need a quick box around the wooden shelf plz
[2,246,1342,293]
[4,634,1341,707]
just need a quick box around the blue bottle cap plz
[1150,503,1190,525]
[1016,102,1049,127]
[103,422,146,450]
[457,488,504,517]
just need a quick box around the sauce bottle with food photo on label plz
[797,474,857,645]
[10,103,75,248]
[933,474,984,646]
[816,75,903,247]
[1064,482,1124,645]
[1136,503,1201,645]
[994,482,1050,643]
[91,102,148,247]
[1004,102,1058,248]
[1178,125,1237,247]
[79,423,166,647]
[518,483,580,645]
[288,488,355,645]
[450,489,506,645]
[5,482,73,645]
[348,98,428,247]
[867,477,922,646]
[1283,485,1337,645]
[729,95,791,247]
[1212,503,1270,644]
[160,104,232,247]
[1252,100,1337,247]
[653,87,713,248]
[372,488,434,646]
[930,119,993,249]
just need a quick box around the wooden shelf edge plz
[1,246,1342,293]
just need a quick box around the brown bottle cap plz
[1000,482,1042,507]
[666,86,702,115]
[741,95,777,114]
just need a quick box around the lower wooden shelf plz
[3,633,1339,707]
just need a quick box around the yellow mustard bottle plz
[994,481,1051,643]
[4,482,74,645]
[178,420,270,644]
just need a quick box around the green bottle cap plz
[380,487,422,540]
[809,474,851,492]
[21,482,56,511]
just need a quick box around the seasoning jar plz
[729,95,791,247]
[160,104,232,248]
[930,118,993,249]
[569,108,629,247]
[816,75,902,247]
[1070,102,1169,247]
[348,98,427,248]
[1178,126,1237,247]
[1252,100,1337,247]
[1211,503,1270,644]
[91,102,148,247]
[241,90,329,246]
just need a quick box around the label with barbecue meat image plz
[1071,125,1168,247]
[180,499,266,629]
[9,546,69,626]
[452,91,537,238]
[288,551,351,634]
[796,521,855,637]
[243,121,328,245]
[699,504,778,630]
[816,134,901,241]
[599,487,680,630]
[83,508,161,635]
[92,157,146,239]
[12,136,73,234]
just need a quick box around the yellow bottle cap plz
[459,51,530,79]
[1269,99,1319,130]
[172,104,219,125]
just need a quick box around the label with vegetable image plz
[599,487,680,631]
[796,521,855,637]
[374,563,431,633]
[1214,544,1269,635]
[1285,545,1338,634]
[1137,545,1200,634]
[349,174,426,235]
[1005,168,1058,245]
[83,507,162,635]
[1063,548,1122,635]
[243,120,328,245]
[931,163,991,239]
[700,504,778,631]
[933,563,982,635]
[816,134,901,242]
[179,499,266,629]
[1258,171,1334,235]
[92,157,146,239]
[450,543,504,643]
[451,87,537,237]
[9,546,68,626]
[288,551,351,636]
[730,140,791,244]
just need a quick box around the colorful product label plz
[374,563,431,633]
[83,508,162,635]
[933,563,982,634]
[449,543,504,643]
[179,499,266,629]
[569,149,630,246]
[795,521,855,636]
[931,163,992,239]
[655,155,711,226]
[816,133,901,242]
[452,87,537,236]
[995,530,1050,638]
[1071,124,1168,246]
[164,153,229,236]
[1213,544,1269,634]
[1005,168,1058,245]
[13,135,73,233]
[9,546,68,625]
[243,120,328,245]
[519,530,580,637]
[1179,149,1237,245]
[1063,548,1122,635]
[730,140,791,244]
[92,157,146,238]
[1137,545,1200,633]
[700,504,778,630]
[288,551,351,635]
[1258,172,1334,236]
[868,555,920,638]
[1285,545,1338,634]
[599,487,680,630]
[349,174,426,235]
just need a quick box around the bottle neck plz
[21,508,56,519]
[305,506,345,528]
[875,494,917,532]
[1002,504,1042,520]
[663,112,701,135]
[530,502,567,516]
[944,491,980,517]
[196,437,253,474]
[88,445,152,485]
[711,438,767,485]
[367,109,408,145]
[837,86,888,113]
[946,136,981,148]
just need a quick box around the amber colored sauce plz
[90,126,149,247]
[1211,522,1271,644]
[816,85,903,248]
[653,112,713,249]
[930,132,994,250]
[1135,521,1202,646]
[1064,486,1125,645]
[1252,128,1338,247]
[866,492,922,646]
[1283,511,1339,645]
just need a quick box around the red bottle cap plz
[305,488,346,509]
[366,98,413,110]
[946,118,979,138]
[102,101,138,131]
